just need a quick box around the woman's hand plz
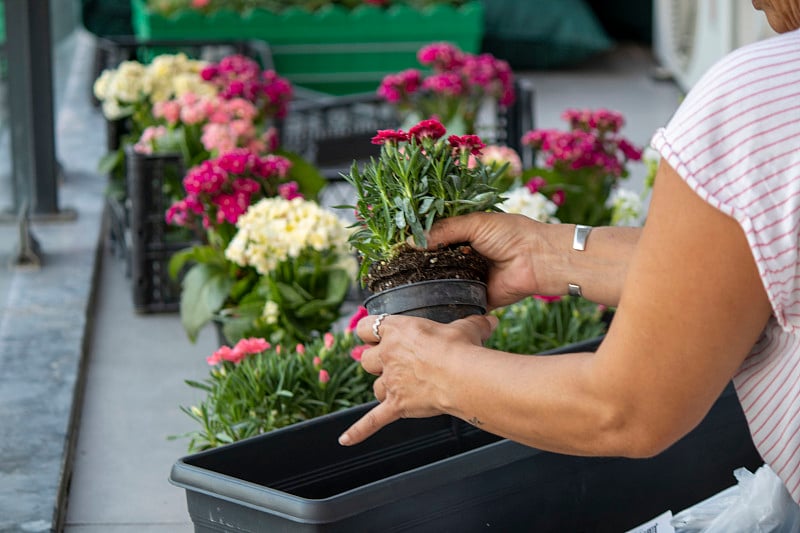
[423,212,563,309]
[424,212,639,308]
[338,313,498,446]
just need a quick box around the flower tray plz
[125,148,197,313]
[169,338,763,532]
[129,0,485,95]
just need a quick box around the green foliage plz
[486,296,608,354]
[218,249,353,345]
[340,125,506,284]
[171,331,376,452]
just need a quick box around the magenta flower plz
[346,306,369,333]
[350,344,367,362]
[417,42,464,72]
[409,119,447,141]
[448,134,485,156]
[371,129,409,145]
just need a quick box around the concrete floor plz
[0,27,684,532]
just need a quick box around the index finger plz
[338,401,399,446]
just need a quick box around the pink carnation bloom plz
[313,356,322,367]
[278,181,302,200]
[422,72,463,97]
[448,134,485,156]
[409,119,447,141]
[346,306,369,333]
[350,344,367,362]
[296,343,306,355]
[324,332,335,349]
[417,42,464,71]
[233,337,270,355]
[153,100,182,126]
[534,295,562,303]
[371,129,409,145]
[318,369,330,383]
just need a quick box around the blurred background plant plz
[217,196,357,345]
[519,108,646,227]
[146,0,471,17]
[377,42,515,135]
[486,295,608,354]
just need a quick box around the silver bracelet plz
[569,225,592,297]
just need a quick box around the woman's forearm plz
[537,224,641,307]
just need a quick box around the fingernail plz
[338,433,351,446]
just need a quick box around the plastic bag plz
[672,464,800,533]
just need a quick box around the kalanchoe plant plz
[341,118,506,292]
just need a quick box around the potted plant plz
[172,312,376,452]
[130,0,485,95]
[340,118,506,323]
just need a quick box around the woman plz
[339,0,800,506]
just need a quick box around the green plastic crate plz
[130,0,484,95]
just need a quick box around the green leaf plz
[394,209,406,230]
[180,264,234,342]
[168,246,198,280]
[97,149,124,174]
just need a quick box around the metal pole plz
[4,0,60,216]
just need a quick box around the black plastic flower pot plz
[169,336,763,532]
[363,279,487,323]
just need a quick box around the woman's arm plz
[340,160,772,457]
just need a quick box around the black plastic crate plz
[170,337,762,532]
[126,148,196,313]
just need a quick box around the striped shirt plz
[651,28,800,503]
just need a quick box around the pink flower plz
[350,344,368,362]
[551,189,566,207]
[525,176,547,194]
[409,119,447,141]
[324,332,335,349]
[534,295,562,303]
[371,129,409,145]
[296,343,306,355]
[346,306,368,333]
[278,181,302,200]
[448,134,485,156]
[192,0,210,8]
[233,337,270,356]
[421,72,463,97]
[318,369,330,384]
[417,42,464,71]
[313,356,322,367]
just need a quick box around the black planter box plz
[169,338,762,532]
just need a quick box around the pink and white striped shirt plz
[651,28,800,503]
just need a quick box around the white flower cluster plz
[225,197,355,276]
[607,187,644,226]
[93,53,216,120]
[499,186,559,223]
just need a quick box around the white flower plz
[499,186,558,223]
[225,197,353,276]
[607,187,644,226]
[262,301,280,324]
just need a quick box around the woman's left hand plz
[338,312,498,446]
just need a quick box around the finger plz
[356,314,390,344]
[338,401,399,446]
[360,346,383,375]
[372,377,386,402]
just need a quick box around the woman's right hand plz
[424,212,571,309]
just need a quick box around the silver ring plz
[372,313,388,342]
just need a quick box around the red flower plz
[448,134,485,156]
[408,119,447,141]
[371,129,409,145]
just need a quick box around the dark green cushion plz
[480,0,613,70]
